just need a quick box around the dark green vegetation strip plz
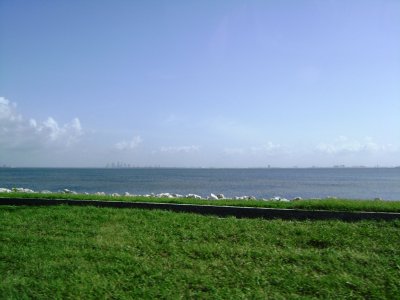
[2,192,400,212]
[2,197,400,221]
[1,205,400,299]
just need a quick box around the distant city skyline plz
[1,1,399,167]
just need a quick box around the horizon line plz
[1,166,399,169]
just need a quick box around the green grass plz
[1,205,400,299]
[2,192,400,212]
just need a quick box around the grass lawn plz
[1,205,400,299]
[2,192,400,212]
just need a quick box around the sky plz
[1,0,399,168]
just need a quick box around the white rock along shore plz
[0,187,306,202]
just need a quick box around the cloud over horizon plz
[224,142,283,156]
[159,145,200,153]
[316,136,398,155]
[1,96,399,167]
[0,97,83,150]
[115,136,142,151]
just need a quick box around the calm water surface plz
[1,168,400,200]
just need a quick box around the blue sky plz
[1,0,399,167]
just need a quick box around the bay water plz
[1,168,400,200]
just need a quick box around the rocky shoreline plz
[0,187,304,202]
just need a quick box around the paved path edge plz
[1,197,400,221]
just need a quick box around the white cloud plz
[224,142,283,156]
[115,136,142,151]
[316,136,398,155]
[0,97,83,149]
[32,117,83,145]
[160,145,199,153]
[0,97,21,122]
[250,142,282,154]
